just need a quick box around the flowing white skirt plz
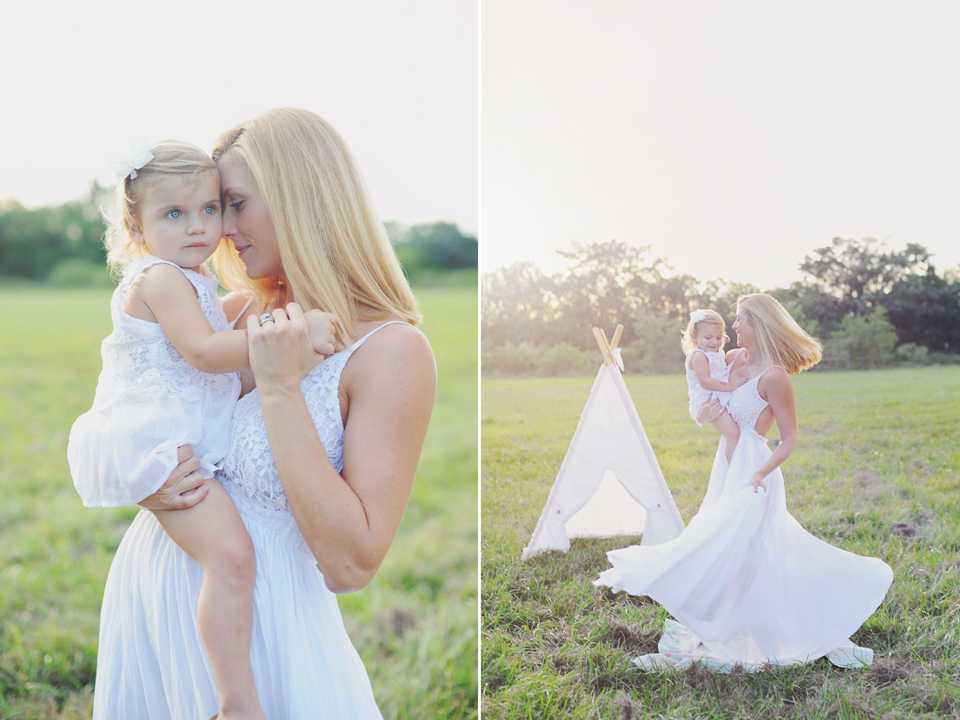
[595,429,893,669]
[93,501,382,719]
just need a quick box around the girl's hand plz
[137,445,208,510]
[247,302,325,391]
[303,308,339,356]
[751,471,767,493]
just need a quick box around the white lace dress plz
[596,369,893,671]
[68,255,240,507]
[685,348,732,427]
[91,324,405,719]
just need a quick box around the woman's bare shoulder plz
[221,291,260,325]
[725,347,745,365]
[342,322,436,416]
[759,366,794,401]
[347,322,434,385]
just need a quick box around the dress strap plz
[311,320,418,388]
[227,297,255,329]
[344,320,414,357]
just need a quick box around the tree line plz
[481,238,960,376]
[0,183,476,286]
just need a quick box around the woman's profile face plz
[218,153,283,279]
[732,309,755,348]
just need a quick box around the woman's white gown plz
[595,370,893,670]
[91,325,406,719]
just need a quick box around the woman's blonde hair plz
[681,309,728,354]
[103,141,217,274]
[736,293,822,373]
[211,108,421,350]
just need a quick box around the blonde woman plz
[93,109,436,719]
[596,294,893,671]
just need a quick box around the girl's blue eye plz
[203,205,218,215]
[167,210,182,219]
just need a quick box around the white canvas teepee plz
[522,325,686,561]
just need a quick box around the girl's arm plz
[131,265,338,375]
[750,367,798,492]
[690,352,737,392]
[248,304,436,594]
[134,264,252,374]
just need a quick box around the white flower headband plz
[112,142,155,183]
[689,309,708,324]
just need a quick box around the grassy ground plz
[0,285,477,720]
[482,369,960,719]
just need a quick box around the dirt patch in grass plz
[603,621,660,655]
[866,657,912,687]
[617,691,641,720]
[856,471,879,488]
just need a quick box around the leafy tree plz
[823,306,898,369]
[878,266,960,353]
[799,237,930,317]
[624,309,686,374]
[551,240,698,350]
[390,221,477,271]
[0,182,109,280]
[768,281,840,337]
[481,261,560,347]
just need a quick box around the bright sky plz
[482,1,960,290]
[0,0,477,233]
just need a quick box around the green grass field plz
[482,369,960,719]
[0,285,478,720]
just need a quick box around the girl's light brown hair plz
[736,293,822,373]
[681,309,728,354]
[211,108,420,351]
[103,141,217,275]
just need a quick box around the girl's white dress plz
[91,324,404,719]
[685,348,731,427]
[68,255,241,507]
[596,369,893,670]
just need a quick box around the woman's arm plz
[249,304,435,593]
[136,445,209,510]
[750,367,798,492]
[690,352,737,392]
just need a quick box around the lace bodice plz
[218,321,410,556]
[728,371,770,435]
[94,256,237,409]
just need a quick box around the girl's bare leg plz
[710,410,741,464]
[152,481,267,720]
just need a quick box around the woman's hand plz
[137,445,208,510]
[696,398,724,425]
[751,471,767,493]
[247,303,327,391]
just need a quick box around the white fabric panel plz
[564,470,647,539]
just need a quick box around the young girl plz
[682,309,742,462]
[68,141,335,720]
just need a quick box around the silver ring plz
[259,313,275,326]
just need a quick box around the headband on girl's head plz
[112,142,156,182]
[689,310,708,323]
